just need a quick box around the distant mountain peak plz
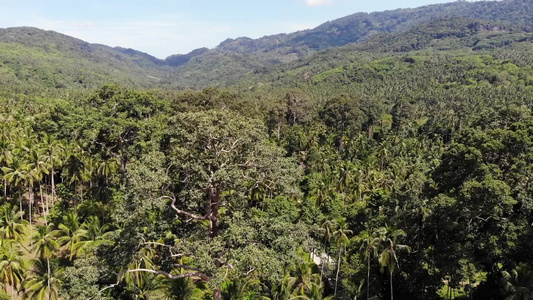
[0,0,530,90]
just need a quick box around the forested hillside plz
[1,0,533,299]
[172,0,533,87]
[0,27,169,93]
[0,0,532,90]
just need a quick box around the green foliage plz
[24,258,62,300]
[0,2,532,299]
[59,257,101,300]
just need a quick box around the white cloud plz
[305,0,333,6]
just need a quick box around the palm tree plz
[28,147,51,224]
[291,262,317,296]
[2,156,29,221]
[23,258,61,300]
[223,277,264,300]
[271,262,328,300]
[355,230,380,300]
[307,173,330,207]
[272,272,297,300]
[320,218,336,279]
[161,276,204,300]
[127,272,163,300]
[55,212,82,260]
[375,226,410,300]
[96,157,118,185]
[0,241,26,299]
[500,263,533,300]
[31,225,60,300]
[0,204,27,243]
[70,216,113,257]
[25,148,50,242]
[41,134,64,213]
[0,138,13,200]
[66,213,104,256]
[80,216,111,241]
[31,224,59,258]
[63,145,90,211]
[124,245,159,299]
[295,279,335,300]
[93,157,118,207]
[333,218,352,297]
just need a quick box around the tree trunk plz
[367,252,371,300]
[51,166,55,206]
[209,185,223,300]
[213,288,222,300]
[208,185,221,239]
[335,246,343,296]
[74,182,78,213]
[41,184,47,225]
[3,178,6,200]
[29,182,33,247]
[35,184,40,215]
[338,135,344,156]
[47,258,52,300]
[359,175,362,202]
[320,241,327,279]
[19,195,23,221]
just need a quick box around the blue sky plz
[1,0,457,58]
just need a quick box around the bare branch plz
[96,281,120,297]
[475,215,493,222]
[244,268,256,276]
[158,195,207,220]
[127,269,210,281]
[94,141,121,160]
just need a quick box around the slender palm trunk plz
[29,183,33,247]
[35,184,40,215]
[51,166,55,206]
[320,241,327,278]
[74,182,78,213]
[359,175,362,202]
[335,246,343,296]
[19,195,23,221]
[367,252,371,300]
[79,184,84,208]
[8,273,13,299]
[214,288,222,300]
[41,184,47,225]
[47,258,52,300]
[9,273,14,300]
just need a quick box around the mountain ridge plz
[0,0,531,90]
